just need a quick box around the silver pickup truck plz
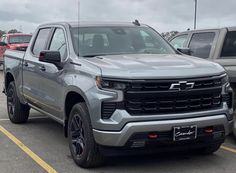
[3,22,234,168]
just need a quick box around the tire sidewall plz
[233,116,236,138]
[7,82,16,120]
[68,103,94,166]
[6,81,29,123]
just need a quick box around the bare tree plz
[161,31,179,40]
[8,29,21,34]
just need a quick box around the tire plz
[68,103,104,168]
[7,81,30,124]
[197,142,222,155]
[233,116,236,139]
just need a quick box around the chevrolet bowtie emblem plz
[170,81,195,91]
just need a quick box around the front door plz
[36,27,68,120]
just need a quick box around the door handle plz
[24,62,28,67]
[39,65,46,71]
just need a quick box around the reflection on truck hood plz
[84,54,225,79]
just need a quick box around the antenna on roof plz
[132,19,140,26]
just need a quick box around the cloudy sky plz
[0,0,236,33]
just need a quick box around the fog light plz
[148,133,158,139]
[204,127,213,134]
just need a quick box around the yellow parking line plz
[221,145,236,154]
[0,125,58,173]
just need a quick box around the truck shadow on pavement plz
[27,118,226,170]
[1,117,232,173]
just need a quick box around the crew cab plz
[3,22,234,168]
[0,33,32,66]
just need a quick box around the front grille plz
[125,76,223,115]
[101,76,224,118]
[129,76,222,91]
[125,93,222,115]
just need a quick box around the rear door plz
[214,29,236,83]
[22,27,53,108]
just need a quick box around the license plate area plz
[173,125,197,141]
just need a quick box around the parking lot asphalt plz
[1,70,236,173]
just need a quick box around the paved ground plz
[1,69,236,173]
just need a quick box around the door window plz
[49,28,67,60]
[1,36,8,44]
[32,28,51,56]
[189,32,215,58]
[170,34,188,49]
[221,31,236,57]
[1,36,5,42]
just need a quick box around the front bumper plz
[93,114,233,147]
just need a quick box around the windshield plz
[70,26,176,57]
[9,35,32,44]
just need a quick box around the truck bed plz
[3,49,26,94]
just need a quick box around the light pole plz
[194,0,198,30]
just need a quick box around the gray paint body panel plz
[3,22,233,147]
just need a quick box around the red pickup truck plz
[0,33,32,66]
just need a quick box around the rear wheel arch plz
[5,72,15,91]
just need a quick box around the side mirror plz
[39,51,63,69]
[0,42,7,46]
[177,48,192,55]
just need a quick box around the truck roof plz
[5,33,32,36]
[39,21,148,28]
[179,26,236,34]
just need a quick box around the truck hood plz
[9,43,29,49]
[9,43,29,47]
[84,54,225,79]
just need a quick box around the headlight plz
[221,74,229,85]
[96,76,127,90]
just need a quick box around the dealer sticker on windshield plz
[173,125,197,141]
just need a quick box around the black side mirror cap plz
[39,50,63,70]
[177,48,192,55]
[0,42,7,46]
